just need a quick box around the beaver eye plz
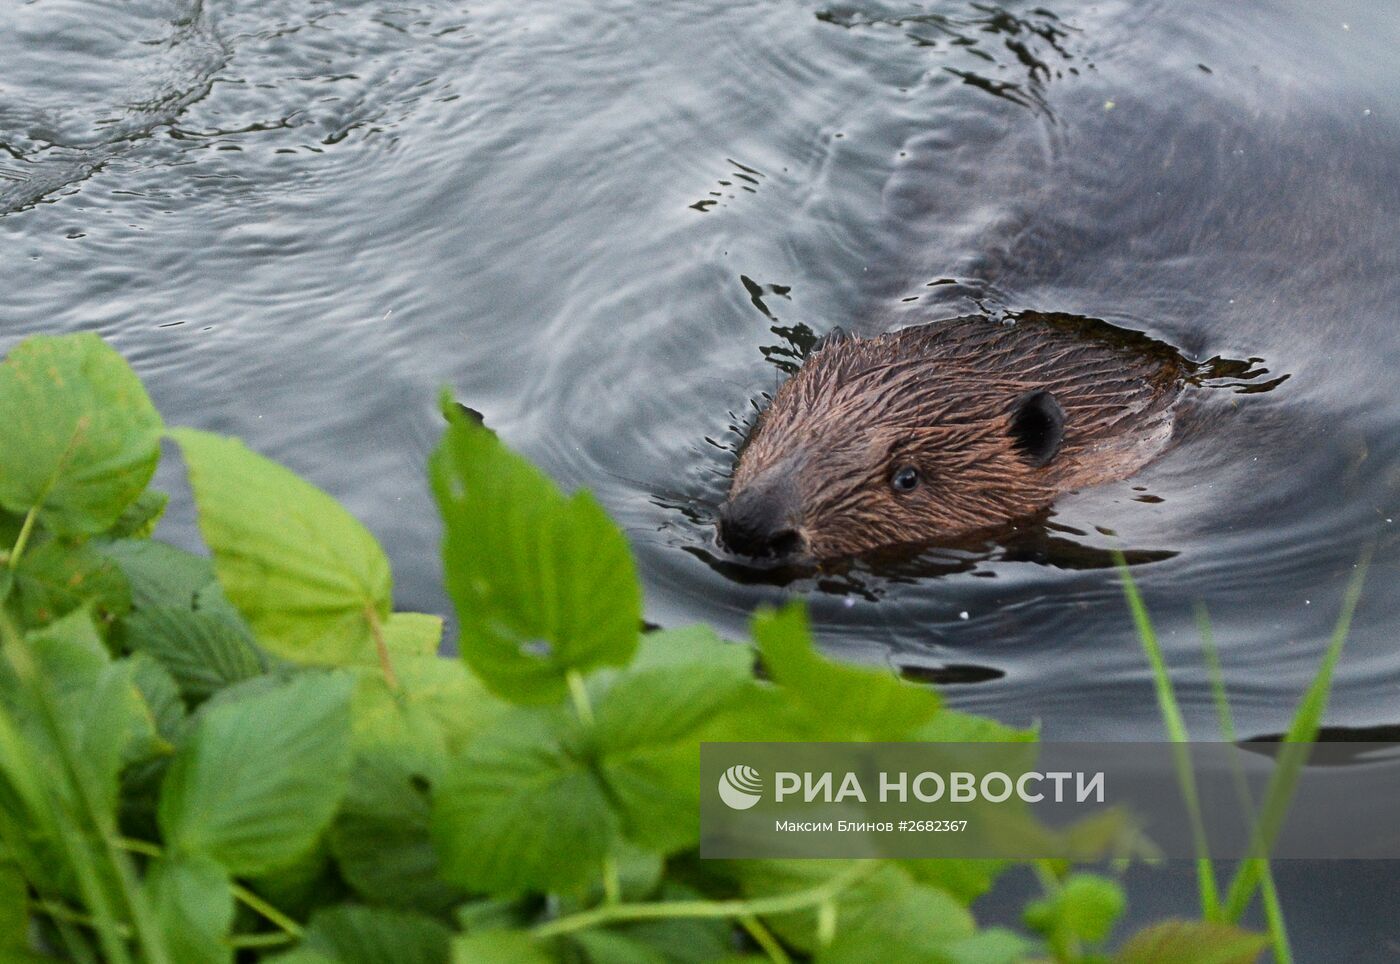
[890,465,920,493]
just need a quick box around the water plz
[4,0,1400,951]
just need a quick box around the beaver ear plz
[1009,390,1065,467]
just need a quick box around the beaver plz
[717,313,1190,562]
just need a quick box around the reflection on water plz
[0,1,226,214]
[2,0,1400,797]
[818,2,1084,117]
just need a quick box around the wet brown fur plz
[727,314,1187,560]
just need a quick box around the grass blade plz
[1196,606,1291,964]
[1115,553,1219,919]
[1221,550,1370,922]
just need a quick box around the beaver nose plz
[717,479,806,560]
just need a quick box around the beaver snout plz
[717,471,807,560]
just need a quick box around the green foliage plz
[0,333,162,538]
[1119,555,1367,963]
[147,854,235,964]
[299,905,453,964]
[10,539,131,630]
[752,603,942,740]
[158,674,355,875]
[172,428,393,666]
[1114,920,1270,964]
[0,333,1271,963]
[1024,872,1125,958]
[429,401,642,702]
[124,605,265,702]
[433,706,618,895]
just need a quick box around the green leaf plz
[751,603,941,740]
[268,953,340,964]
[733,861,974,957]
[243,835,338,920]
[121,654,186,837]
[158,673,354,875]
[629,624,752,676]
[432,707,618,895]
[429,407,641,703]
[571,931,668,964]
[85,661,161,801]
[348,647,509,767]
[452,931,555,964]
[107,489,169,539]
[392,651,510,757]
[899,859,1007,906]
[0,860,30,955]
[146,854,234,964]
[349,673,448,773]
[128,652,185,742]
[99,539,219,612]
[302,906,452,964]
[383,612,444,657]
[124,605,264,702]
[18,611,158,813]
[330,656,502,913]
[455,899,536,934]
[0,333,163,536]
[22,605,109,681]
[583,883,732,963]
[935,928,1038,964]
[1114,920,1269,964]
[909,708,1035,744]
[594,660,751,749]
[592,644,753,853]
[329,744,466,914]
[549,842,662,917]
[171,428,392,666]
[1025,873,1125,956]
[9,539,131,630]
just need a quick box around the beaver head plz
[718,313,1188,563]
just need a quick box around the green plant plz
[0,333,1267,962]
[1117,552,1369,964]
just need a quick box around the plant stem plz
[115,837,162,858]
[566,669,595,726]
[230,882,305,938]
[9,420,87,572]
[533,862,876,939]
[114,836,304,939]
[226,931,297,949]
[30,900,133,940]
[1032,861,1082,961]
[740,914,791,963]
[1115,553,1220,920]
[601,854,621,905]
[8,505,38,571]
[3,612,162,964]
[1197,607,1292,964]
[364,605,398,690]
[1221,551,1370,923]
[815,897,837,947]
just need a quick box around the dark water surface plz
[4,0,1400,949]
